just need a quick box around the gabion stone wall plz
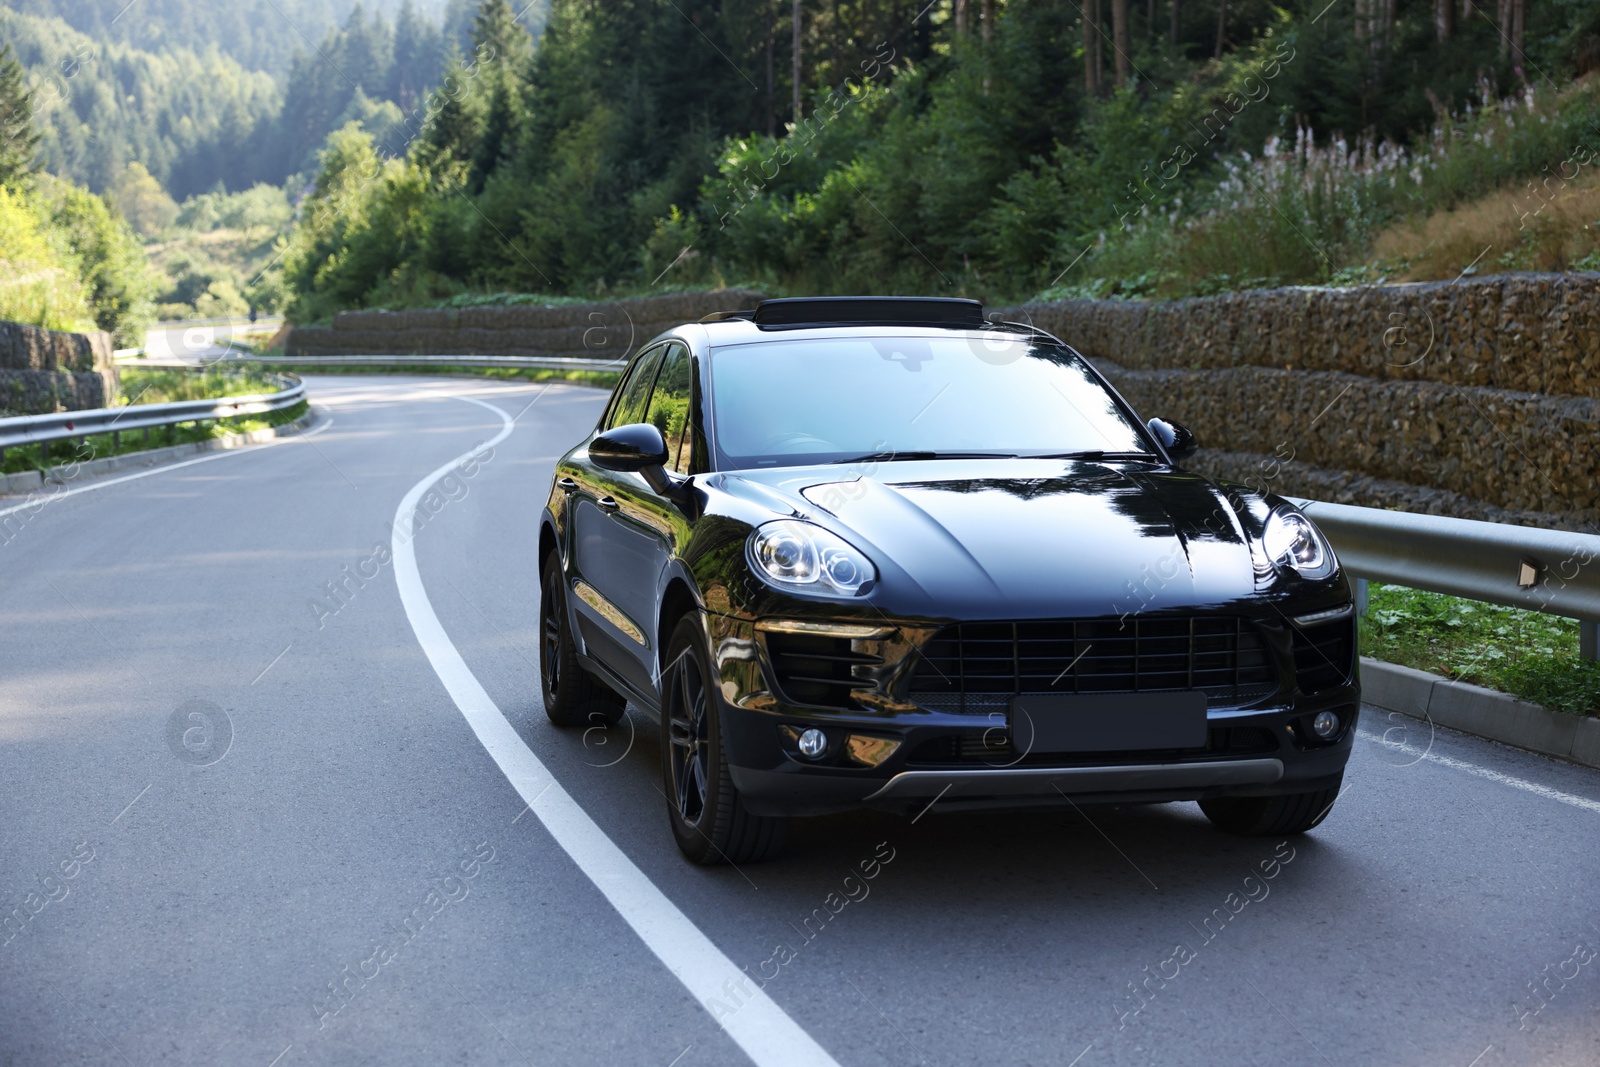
[0,321,118,417]
[284,290,769,363]
[997,274,1600,532]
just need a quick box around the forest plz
[0,0,550,333]
[2,0,1599,341]
[0,1,550,198]
[274,0,1600,322]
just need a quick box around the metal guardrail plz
[1294,498,1600,660]
[0,374,305,461]
[115,353,628,372]
[249,353,629,371]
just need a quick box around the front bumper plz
[709,609,1360,817]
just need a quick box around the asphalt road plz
[140,321,278,365]
[3,374,1598,1067]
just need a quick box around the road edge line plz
[389,393,841,1067]
[0,406,333,520]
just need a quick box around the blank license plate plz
[1010,692,1207,754]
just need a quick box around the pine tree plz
[392,0,446,113]
[0,44,42,187]
[473,0,533,66]
[337,4,395,100]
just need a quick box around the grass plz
[1360,584,1600,717]
[1370,172,1600,280]
[1,399,309,476]
[119,365,289,405]
[1060,77,1600,300]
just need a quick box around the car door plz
[568,344,666,696]
[581,341,700,695]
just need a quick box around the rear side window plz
[643,343,694,474]
[604,346,665,430]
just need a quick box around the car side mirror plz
[1147,418,1198,461]
[591,423,678,497]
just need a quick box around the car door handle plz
[557,477,578,492]
[597,496,620,512]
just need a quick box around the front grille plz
[908,616,1278,713]
[764,632,882,710]
[1293,618,1356,693]
[908,724,1279,766]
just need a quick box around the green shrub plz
[0,184,95,332]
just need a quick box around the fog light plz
[797,728,829,759]
[1312,711,1341,739]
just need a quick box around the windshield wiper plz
[1033,450,1157,461]
[836,450,1018,464]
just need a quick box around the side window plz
[604,346,665,431]
[643,343,694,475]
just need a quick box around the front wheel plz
[661,615,787,865]
[540,554,626,729]
[1199,775,1343,836]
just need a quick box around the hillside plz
[1,1,551,76]
[3,1,446,76]
[0,1,552,199]
[269,0,1600,320]
[0,9,279,198]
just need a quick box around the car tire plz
[540,553,627,729]
[1199,775,1343,836]
[661,615,787,865]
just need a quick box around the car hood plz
[719,460,1267,618]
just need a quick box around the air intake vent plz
[764,632,882,710]
[908,616,1278,713]
[1293,618,1356,693]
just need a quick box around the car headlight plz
[747,520,876,597]
[1263,508,1336,580]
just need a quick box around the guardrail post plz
[1355,577,1369,616]
[1582,620,1598,662]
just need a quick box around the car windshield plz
[707,334,1152,468]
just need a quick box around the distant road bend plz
[2,373,1598,1067]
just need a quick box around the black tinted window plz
[708,335,1149,468]
[604,346,665,430]
[643,343,694,474]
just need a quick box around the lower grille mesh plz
[909,616,1278,713]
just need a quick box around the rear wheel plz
[540,553,626,729]
[1199,776,1343,836]
[662,615,787,865]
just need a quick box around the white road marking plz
[391,393,840,1067]
[0,413,334,519]
[1358,730,1600,815]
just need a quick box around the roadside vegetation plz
[118,364,287,404]
[1361,584,1600,717]
[252,0,1600,317]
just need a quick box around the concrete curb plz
[0,405,322,497]
[1361,656,1600,770]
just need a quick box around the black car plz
[538,297,1357,864]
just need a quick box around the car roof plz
[656,296,1065,351]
